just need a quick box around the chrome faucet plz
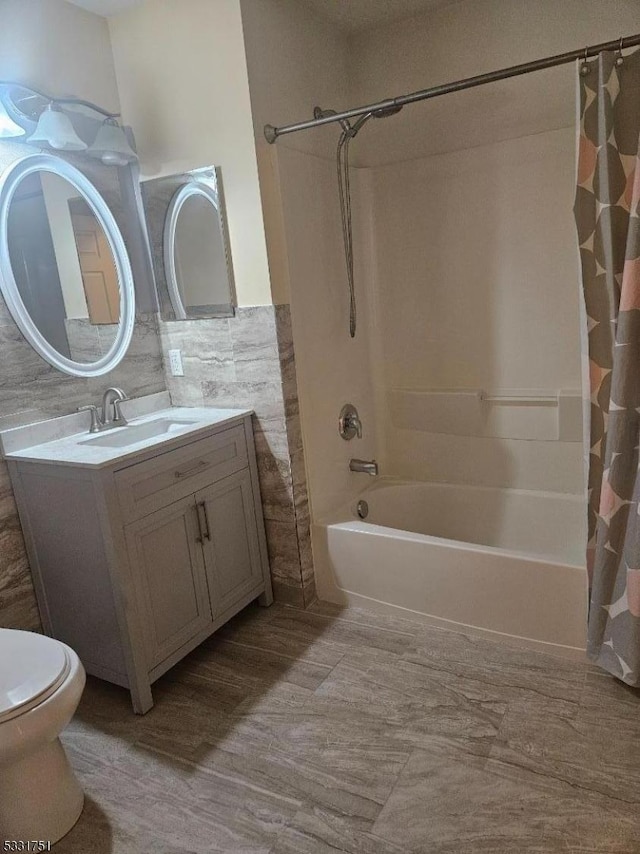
[78,388,128,433]
[101,387,128,427]
[349,458,378,476]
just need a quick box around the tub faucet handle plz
[339,404,362,440]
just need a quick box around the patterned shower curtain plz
[575,48,640,684]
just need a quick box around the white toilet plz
[0,629,86,844]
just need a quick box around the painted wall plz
[240,0,351,304]
[240,0,350,161]
[108,0,272,307]
[0,0,120,113]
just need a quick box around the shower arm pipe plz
[264,31,640,143]
[0,80,120,119]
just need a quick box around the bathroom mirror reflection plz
[141,166,236,321]
[0,154,136,377]
[7,171,120,361]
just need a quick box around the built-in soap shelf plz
[389,388,582,442]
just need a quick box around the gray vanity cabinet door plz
[196,470,264,616]
[124,495,213,670]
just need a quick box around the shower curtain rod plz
[264,31,640,143]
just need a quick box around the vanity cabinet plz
[124,469,264,671]
[124,494,213,671]
[8,413,272,713]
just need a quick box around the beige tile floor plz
[55,601,640,853]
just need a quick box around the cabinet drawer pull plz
[197,501,211,541]
[175,460,210,479]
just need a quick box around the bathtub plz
[312,479,589,656]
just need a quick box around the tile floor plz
[56,601,640,853]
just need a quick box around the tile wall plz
[0,140,174,630]
[0,140,315,629]
[158,305,315,607]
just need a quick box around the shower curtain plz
[575,48,640,683]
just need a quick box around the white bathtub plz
[312,479,589,655]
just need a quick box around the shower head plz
[315,102,402,142]
[342,102,404,141]
[346,111,372,138]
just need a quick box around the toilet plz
[0,629,86,844]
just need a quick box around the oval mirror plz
[0,154,135,377]
[160,172,235,321]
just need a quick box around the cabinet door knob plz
[197,501,211,541]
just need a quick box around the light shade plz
[27,104,87,151]
[0,99,25,139]
[87,119,137,167]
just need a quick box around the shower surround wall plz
[241,0,381,521]
[273,147,380,520]
[158,308,314,606]
[244,0,640,527]
[370,128,585,493]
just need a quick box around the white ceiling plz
[65,0,143,16]
[299,0,461,32]
[67,0,458,28]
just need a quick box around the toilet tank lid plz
[0,629,70,719]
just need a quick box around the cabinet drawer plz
[116,425,248,520]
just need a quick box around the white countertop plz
[0,394,253,469]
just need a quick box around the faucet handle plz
[113,398,128,426]
[78,405,102,434]
[339,403,362,440]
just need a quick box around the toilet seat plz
[0,629,71,724]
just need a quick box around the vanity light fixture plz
[0,82,135,167]
[0,99,24,139]
[87,118,137,166]
[27,103,88,151]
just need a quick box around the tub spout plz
[349,458,378,476]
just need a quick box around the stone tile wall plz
[0,141,166,630]
[0,143,315,627]
[0,309,166,631]
[158,304,315,606]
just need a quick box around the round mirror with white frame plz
[0,153,135,377]
[163,177,235,321]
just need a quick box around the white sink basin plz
[79,417,200,448]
